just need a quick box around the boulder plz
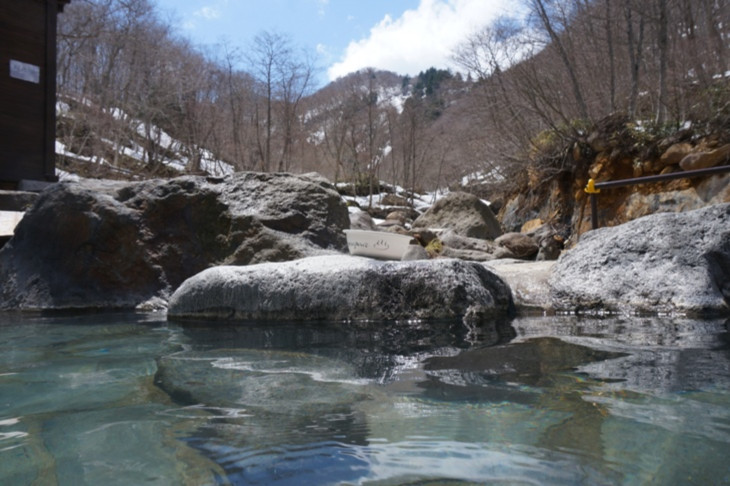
[657,142,693,169]
[0,173,349,311]
[377,210,409,229]
[587,132,610,153]
[495,232,539,260]
[167,255,514,323]
[441,247,495,261]
[679,144,730,171]
[549,203,730,316]
[525,224,565,261]
[535,235,563,261]
[438,230,497,261]
[520,218,543,233]
[380,193,410,206]
[439,230,495,253]
[412,192,502,240]
[349,209,376,230]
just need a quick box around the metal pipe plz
[594,164,730,189]
[590,193,598,230]
[583,164,730,231]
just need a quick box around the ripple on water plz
[1,314,730,485]
[186,436,621,485]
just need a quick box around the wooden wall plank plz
[0,0,60,185]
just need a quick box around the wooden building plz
[0,0,70,189]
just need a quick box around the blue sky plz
[153,0,521,86]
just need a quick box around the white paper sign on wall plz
[9,60,41,84]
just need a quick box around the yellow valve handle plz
[584,179,601,194]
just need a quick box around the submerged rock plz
[167,255,514,323]
[549,203,730,316]
[0,172,348,311]
[155,348,368,414]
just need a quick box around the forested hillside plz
[56,0,729,201]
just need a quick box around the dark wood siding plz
[0,0,62,186]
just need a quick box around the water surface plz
[0,312,728,485]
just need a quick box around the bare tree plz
[247,32,284,171]
[655,0,668,124]
[246,31,314,173]
[623,0,646,117]
[528,0,590,121]
[276,50,315,172]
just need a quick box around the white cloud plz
[194,6,221,20]
[327,0,514,81]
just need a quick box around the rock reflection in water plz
[173,318,516,382]
[158,318,518,483]
[3,313,729,485]
[511,316,730,393]
[422,337,626,462]
[157,315,730,485]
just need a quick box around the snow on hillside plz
[55,99,234,180]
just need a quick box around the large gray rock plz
[0,172,349,311]
[167,255,514,323]
[549,203,730,316]
[412,192,502,240]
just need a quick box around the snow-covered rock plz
[167,255,514,323]
[549,203,730,316]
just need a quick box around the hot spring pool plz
[0,312,728,485]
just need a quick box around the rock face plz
[167,255,514,323]
[0,172,348,311]
[549,203,730,316]
[412,191,502,240]
[619,174,730,223]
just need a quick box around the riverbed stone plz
[549,203,730,316]
[0,172,348,311]
[167,255,514,323]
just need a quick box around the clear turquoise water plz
[0,312,728,485]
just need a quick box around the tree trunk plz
[656,0,668,124]
[624,0,645,117]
